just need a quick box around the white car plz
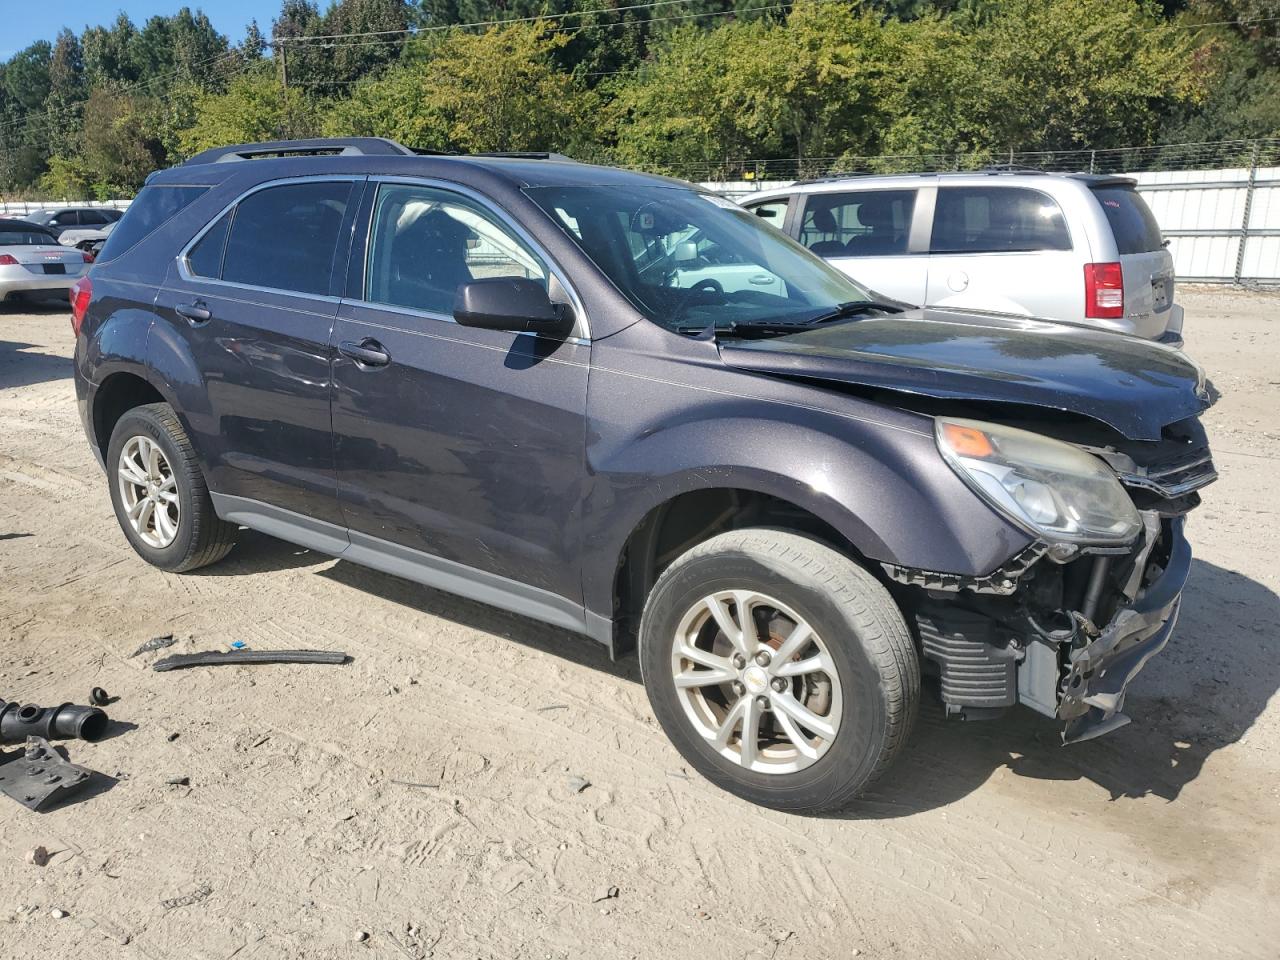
[58,219,117,252]
[741,171,1183,343]
[0,220,92,304]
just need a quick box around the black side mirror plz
[453,277,570,335]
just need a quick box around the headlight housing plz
[935,417,1141,545]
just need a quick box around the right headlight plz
[935,417,1141,545]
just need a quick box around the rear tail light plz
[70,276,92,336]
[0,254,17,265]
[1084,262,1124,319]
[81,250,94,263]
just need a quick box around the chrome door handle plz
[175,301,211,324]
[338,339,391,368]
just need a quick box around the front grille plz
[1118,446,1216,498]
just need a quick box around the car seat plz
[805,206,847,256]
[386,207,476,312]
[843,198,904,256]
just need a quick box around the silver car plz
[0,220,92,304]
[741,171,1183,343]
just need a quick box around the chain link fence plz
[668,137,1280,182]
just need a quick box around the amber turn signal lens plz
[940,422,994,459]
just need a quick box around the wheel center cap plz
[743,665,768,695]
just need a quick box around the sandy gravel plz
[0,288,1277,960]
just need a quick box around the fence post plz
[1089,150,1096,174]
[1234,140,1262,285]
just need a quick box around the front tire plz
[639,529,919,812]
[107,402,237,572]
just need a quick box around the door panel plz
[331,181,589,604]
[152,178,359,525]
[824,254,928,304]
[154,279,343,524]
[331,308,589,601]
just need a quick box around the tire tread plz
[641,528,919,811]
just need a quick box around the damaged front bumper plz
[1054,518,1189,742]
[889,515,1192,743]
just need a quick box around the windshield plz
[525,185,873,332]
[0,228,56,246]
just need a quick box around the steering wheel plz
[670,277,725,325]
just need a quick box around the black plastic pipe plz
[0,698,109,745]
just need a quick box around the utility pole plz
[278,40,291,140]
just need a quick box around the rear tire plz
[106,402,236,572]
[639,528,918,812]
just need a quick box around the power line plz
[273,0,699,43]
[1175,14,1280,29]
[0,45,249,138]
[272,2,789,51]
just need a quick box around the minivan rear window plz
[97,185,208,262]
[1092,186,1163,255]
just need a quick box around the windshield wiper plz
[675,299,906,338]
[675,318,819,337]
[806,299,906,323]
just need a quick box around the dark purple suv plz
[72,138,1217,811]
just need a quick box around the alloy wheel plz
[670,590,843,774]
[117,435,181,549]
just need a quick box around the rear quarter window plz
[1092,186,1164,255]
[97,185,209,262]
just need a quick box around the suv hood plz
[718,309,1214,441]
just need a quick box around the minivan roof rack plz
[183,137,416,166]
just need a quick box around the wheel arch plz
[90,371,165,459]
[602,480,881,659]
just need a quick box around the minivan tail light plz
[70,276,92,336]
[0,254,17,265]
[1084,262,1124,319]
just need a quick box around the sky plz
[0,2,277,61]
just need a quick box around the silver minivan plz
[741,172,1183,343]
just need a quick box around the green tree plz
[38,155,95,199]
[130,8,230,86]
[178,70,320,156]
[325,23,597,153]
[79,87,166,195]
[3,42,53,112]
[613,3,902,176]
[957,0,1208,151]
[83,14,141,87]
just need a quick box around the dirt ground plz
[0,287,1277,960]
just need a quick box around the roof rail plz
[183,137,415,166]
[471,151,574,161]
[977,164,1048,174]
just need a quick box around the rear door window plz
[97,185,209,262]
[1092,186,1164,254]
[930,187,1071,254]
[221,181,354,297]
[800,190,916,256]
